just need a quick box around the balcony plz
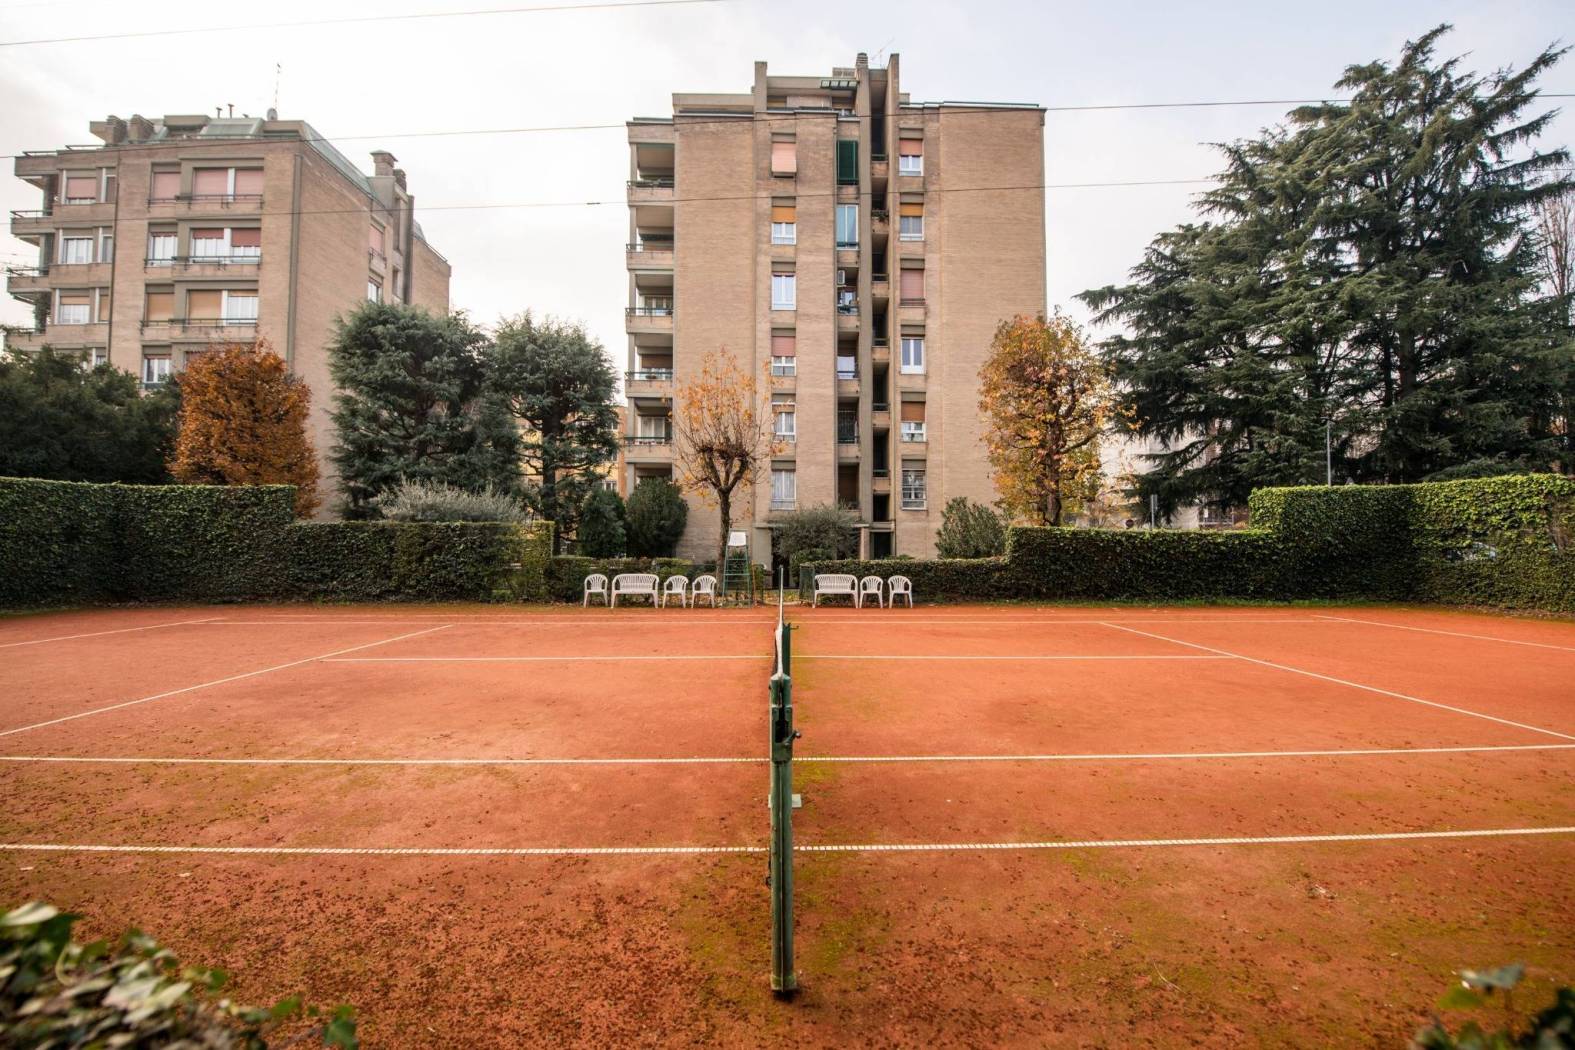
[147,193,263,218]
[871,406,892,429]
[872,470,891,495]
[146,254,262,277]
[50,199,115,224]
[623,435,674,464]
[871,155,889,181]
[626,239,674,270]
[626,304,674,335]
[871,211,889,240]
[625,368,674,399]
[15,153,57,180]
[6,266,50,301]
[141,317,259,342]
[871,340,890,365]
[368,249,387,275]
[836,308,859,334]
[8,322,108,350]
[48,261,112,287]
[627,176,675,205]
[9,210,52,241]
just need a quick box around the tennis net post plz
[769,572,798,995]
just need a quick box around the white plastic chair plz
[583,573,609,606]
[611,572,659,607]
[812,573,858,607]
[691,574,718,607]
[887,574,913,608]
[662,574,690,608]
[859,575,885,609]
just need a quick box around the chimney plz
[393,168,407,190]
[128,115,155,143]
[99,116,127,144]
[370,151,397,177]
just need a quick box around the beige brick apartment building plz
[6,110,450,508]
[623,54,1046,562]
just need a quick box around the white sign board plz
[727,530,748,548]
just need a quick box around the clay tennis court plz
[2,602,1572,1045]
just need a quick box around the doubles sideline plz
[3,826,1572,858]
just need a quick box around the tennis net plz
[768,579,797,995]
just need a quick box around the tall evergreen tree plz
[1083,26,1574,512]
[577,486,627,557]
[328,302,520,518]
[624,478,688,557]
[491,312,619,551]
[0,348,179,483]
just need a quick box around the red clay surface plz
[1,601,1572,1047]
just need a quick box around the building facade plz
[622,54,1046,562]
[6,111,450,509]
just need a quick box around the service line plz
[0,617,219,649]
[0,625,453,739]
[1315,614,1575,653]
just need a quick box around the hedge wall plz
[0,476,554,608]
[795,558,1007,602]
[546,557,696,603]
[1005,528,1284,601]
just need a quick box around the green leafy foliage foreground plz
[1,903,355,1048]
[1412,964,1574,1049]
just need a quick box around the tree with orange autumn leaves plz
[978,313,1132,526]
[672,348,781,574]
[169,340,321,517]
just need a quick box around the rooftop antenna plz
[272,63,282,115]
[874,36,895,65]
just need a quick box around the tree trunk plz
[716,491,732,596]
[1047,485,1063,527]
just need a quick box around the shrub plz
[935,496,1008,558]
[578,487,627,556]
[1411,962,1574,1049]
[1006,527,1283,600]
[545,556,695,602]
[798,558,1007,602]
[775,503,858,573]
[0,902,357,1048]
[625,478,688,557]
[372,480,530,523]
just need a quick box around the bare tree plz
[1535,188,1574,322]
[673,348,779,574]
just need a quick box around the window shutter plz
[898,137,922,157]
[59,292,91,307]
[369,225,385,253]
[770,204,796,223]
[187,289,222,317]
[229,228,261,248]
[836,140,858,183]
[150,171,180,200]
[192,169,229,195]
[771,140,797,175]
[233,169,264,195]
[145,291,174,321]
[900,401,926,422]
[64,176,98,200]
[900,269,924,299]
[899,201,924,217]
[191,228,224,241]
[771,333,796,356]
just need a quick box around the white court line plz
[3,826,1571,859]
[0,617,218,649]
[1315,614,1575,653]
[0,625,453,740]
[792,617,1338,625]
[796,654,1231,661]
[1101,622,1575,743]
[323,654,769,663]
[203,619,777,627]
[2,743,1572,767]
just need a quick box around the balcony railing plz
[837,421,858,444]
[141,317,258,329]
[10,209,49,220]
[835,367,857,380]
[627,239,674,251]
[6,265,48,277]
[627,305,674,317]
[625,434,673,446]
[148,193,263,205]
[146,253,261,268]
[626,368,674,382]
[628,176,675,188]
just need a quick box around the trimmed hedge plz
[1005,527,1283,600]
[546,556,696,603]
[796,558,1007,602]
[0,476,553,607]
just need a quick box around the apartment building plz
[623,54,1046,562]
[6,110,450,508]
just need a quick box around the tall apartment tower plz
[623,54,1045,562]
[6,111,451,509]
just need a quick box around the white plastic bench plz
[859,575,885,609]
[611,572,659,607]
[887,574,913,608]
[812,573,858,607]
[662,574,689,608]
[691,574,718,607]
[583,573,609,606]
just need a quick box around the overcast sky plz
[2,0,1571,360]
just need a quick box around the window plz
[233,169,263,197]
[63,175,98,203]
[898,137,923,175]
[369,224,385,257]
[147,232,177,265]
[771,139,797,176]
[837,411,857,444]
[835,204,858,248]
[59,236,93,265]
[836,139,859,184]
[900,267,924,303]
[191,228,225,258]
[142,355,171,387]
[144,289,174,322]
[102,170,116,203]
[56,292,91,325]
[98,230,113,263]
[901,401,927,442]
[900,336,925,374]
[770,332,796,376]
[192,169,229,198]
[772,272,796,310]
[836,354,856,380]
[187,289,221,320]
[88,348,108,369]
[771,468,797,509]
[223,291,258,323]
[149,170,180,202]
[367,279,382,303]
[635,413,671,440]
[771,203,795,245]
[901,468,927,509]
[899,201,924,241]
[773,398,796,442]
[229,228,261,258]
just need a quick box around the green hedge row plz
[802,474,1573,612]
[545,557,696,603]
[0,477,553,608]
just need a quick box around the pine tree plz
[169,340,320,517]
[1083,25,1574,510]
[577,487,627,557]
[491,312,619,551]
[624,478,688,557]
[328,302,521,518]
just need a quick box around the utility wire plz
[0,0,727,47]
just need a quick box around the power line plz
[0,0,727,47]
[5,93,1571,163]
